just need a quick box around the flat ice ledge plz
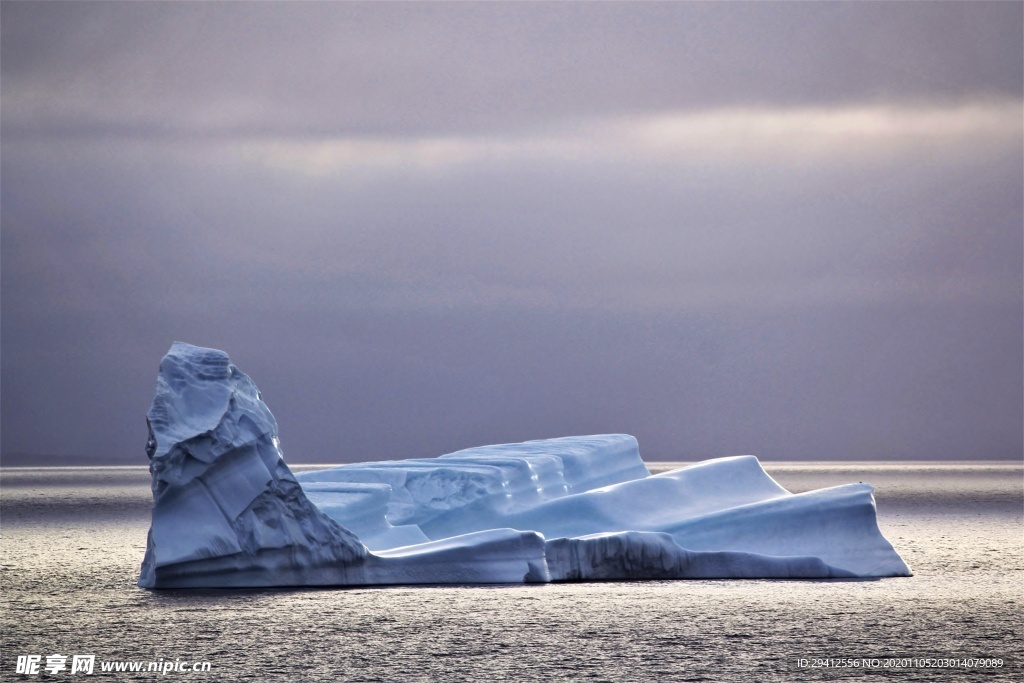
[294,433,650,544]
[139,342,911,588]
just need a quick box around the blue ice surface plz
[139,342,911,589]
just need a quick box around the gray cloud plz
[2,1,1021,464]
[3,2,1021,140]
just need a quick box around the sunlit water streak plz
[2,462,1021,681]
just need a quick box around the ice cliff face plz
[140,343,911,588]
[139,342,367,588]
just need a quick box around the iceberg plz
[139,342,911,588]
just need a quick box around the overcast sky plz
[2,1,1021,464]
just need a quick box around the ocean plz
[1,462,1021,682]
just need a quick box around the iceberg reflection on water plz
[139,342,911,589]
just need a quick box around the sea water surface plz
[1,461,1021,681]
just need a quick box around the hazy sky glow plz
[2,1,1021,463]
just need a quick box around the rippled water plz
[2,462,1021,681]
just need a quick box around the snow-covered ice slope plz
[139,343,911,588]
